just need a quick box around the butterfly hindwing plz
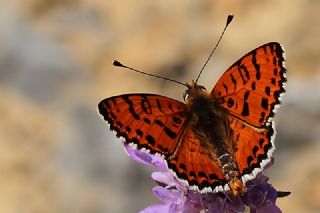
[98,94,188,156]
[212,42,286,128]
[228,115,275,181]
[167,128,226,192]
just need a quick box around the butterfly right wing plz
[98,94,188,157]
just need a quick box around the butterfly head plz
[183,80,207,102]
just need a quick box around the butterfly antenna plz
[112,60,187,87]
[195,13,234,83]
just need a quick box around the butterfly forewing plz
[98,94,188,156]
[212,42,286,128]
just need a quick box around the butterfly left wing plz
[98,94,188,157]
[211,42,286,128]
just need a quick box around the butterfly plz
[98,42,286,196]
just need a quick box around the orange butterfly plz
[98,42,286,196]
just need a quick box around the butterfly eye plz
[183,90,189,101]
[199,85,207,91]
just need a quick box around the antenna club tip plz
[112,60,124,67]
[226,13,234,26]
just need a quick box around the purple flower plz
[124,144,289,213]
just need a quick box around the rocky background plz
[0,0,319,212]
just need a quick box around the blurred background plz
[0,0,319,212]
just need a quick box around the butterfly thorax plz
[184,81,246,195]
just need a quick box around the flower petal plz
[152,172,177,187]
[256,202,281,213]
[184,190,203,211]
[124,144,153,165]
[247,188,266,208]
[168,197,186,213]
[139,204,171,213]
[226,195,245,212]
[204,194,226,213]
[151,156,167,170]
[124,144,167,169]
[152,186,183,203]
[262,184,278,204]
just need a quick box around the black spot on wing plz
[179,163,186,170]
[259,138,265,147]
[238,66,247,84]
[252,51,261,80]
[154,119,164,127]
[209,173,219,180]
[172,116,182,124]
[125,126,131,133]
[265,87,271,96]
[141,95,152,114]
[154,119,177,139]
[261,98,269,110]
[189,171,197,177]
[145,135,155,146]
[223,83,228,94]
[247,156,254,166]
[122,96,140,120]
[251,82,256,90]
[228,98,234,108]
[135,129,143,137]
[241,64,250,80]
[143,117,151,124]
[244,91,250,101]
[259,112,266,123]
[230,74,237,90]
[156,99,165,113]
[168,103,174,112]
[241,102,249,116]
[252,146,259,157]
[164,127,177,139]
[273,69,278,76]
[198,172,208,178]
[116,121,123,128]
